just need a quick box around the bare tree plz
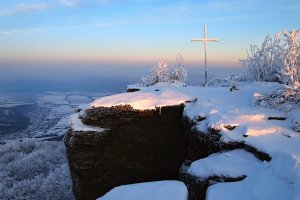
[142,54,187,86]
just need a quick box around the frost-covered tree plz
[208,74,241,89]
[224,74,241,91]
[241,34,283,82]
[241,29,300,87]
[279,29,300,86]
[142,54,187,86]
[141,68,157,87]
[156,59,171,83]
[0,140,74,200]
[141,60,169,86]
[167,54,187,83]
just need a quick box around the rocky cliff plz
[64,103,272,200]
[179,115,271,200]
[64,104,187,200]
[64,83,297,200]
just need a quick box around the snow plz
[187,150,300,200]
[98,81,300,200]
[11,81,294,199]
[42,95,69,104]
[0,94,34,108]
[0,140,74,200]
[188,150,263,178]
[288,108,300,132]
[0,102,33,108]
[0,92,114,199]
[69,113,106,132]
[90,88,190,110]
[97,181,188,200]
[182,83,299,153]
[206,152,300,200]
[177,82,300,200]
[67,95,91,104]
[127,81,187,91]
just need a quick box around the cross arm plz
[206,39,219,42]
[191,38,219,42]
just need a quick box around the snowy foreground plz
[98,181,188,200]
[0,92,110,200]
[1,83,299,200]
[0,140,73,199]
[86,82,300,200]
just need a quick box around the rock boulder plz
[64,104,187,200]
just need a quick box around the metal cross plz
[191,25,219,86]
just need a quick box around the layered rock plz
[182,116,271,162]
[64,104,187,200]
[65,103,273,200]
[179,110,273,200]
[64,84,289,200]
[180,149,263,200]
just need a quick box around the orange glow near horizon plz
[0,47,243,68]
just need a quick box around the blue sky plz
[0,0,299,77]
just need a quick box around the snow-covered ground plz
[98,181,188,200]
[0,140,74,200]
[0,92,112,141]
[0,91,113,200]
[90,89,190,110]
[1,81,299,200]
[94,82,300,200]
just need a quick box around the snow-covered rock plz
[69,112,106,132]
[181,82,300,200]
[90,88,190,110]
[187,150,263,179]
[64,88,188,200]
[64,82,300,200]
[97,181,188,200]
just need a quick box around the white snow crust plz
[188,149,263,178]
[69,113,105,132]
[93,82,300,200]
[206,152,300,200]
[181,82,300,200]
[97,181,188,200]
[90,87,190,110]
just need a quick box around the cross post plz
[191,25,219,86]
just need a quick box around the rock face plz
[179,161,246,200]
[64,104,187,200]
[65,101,273,200]
[179,114,272,200]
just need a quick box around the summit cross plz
[191,25,219,86]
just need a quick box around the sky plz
[0,0,300,80]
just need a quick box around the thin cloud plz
[0,3,49,16]
[15,3,49,14]
[278,4,300,12]
[0,28,43,35]
[58,0,79,6]
[96,0,111,4]
[0,30,28,35]
[138,0,268,25]
[0,10,14,16]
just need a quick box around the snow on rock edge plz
[69,113,106,132]
[90,88,190,110]
[97,181,188,200]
